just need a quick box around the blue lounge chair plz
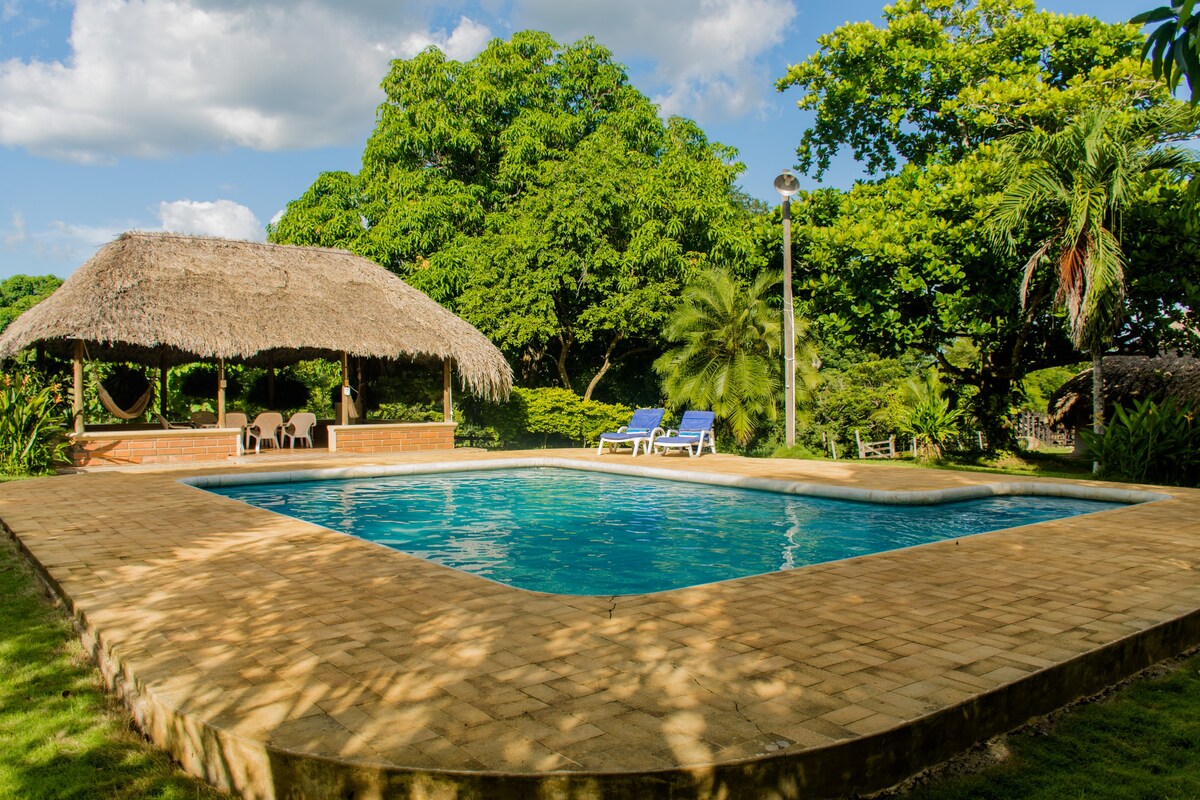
[652,411,717,457]
[596,408,666,456]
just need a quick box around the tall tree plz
[271,32,749,398]
[778,0,1153,178]
[776,0,1190,446]
[653,268,809,447]
[987,104,1199,439]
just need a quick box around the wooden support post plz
[159,362,168,417]
[357,358,364,422]
[442,358,452,423]
[340,352,350,426]
[72,340,84,434]
[217,358,226,427]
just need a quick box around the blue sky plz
[0,0,1142,280]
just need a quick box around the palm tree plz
[654,267,813,447]
[988,105,1198,455]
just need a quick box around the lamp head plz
[774,170,800,198]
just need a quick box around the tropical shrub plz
[1080,397,1200,486]
[371,402,443,422]
[893,373,965,461]
[0,372,70,475]
[469,387,632,448]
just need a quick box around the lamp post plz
[774,169,801,449]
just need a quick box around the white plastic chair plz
[245,412,283,454]
[282,412,317,449]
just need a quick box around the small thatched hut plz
[0,232,513,465]
[1048,354,1200,431]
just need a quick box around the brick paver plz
[1,450,1198,798]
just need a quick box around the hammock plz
[87,353,154,420]
[96,378,153,420]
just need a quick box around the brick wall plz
[71,430,241,467]
[328,422,455,453]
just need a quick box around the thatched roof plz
[1048,354,1200,428]
[0,232,512,399]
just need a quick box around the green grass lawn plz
[0,532,229,800]
[897,651,1200,799]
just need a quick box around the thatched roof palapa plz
[0,232,512,400]
[1048,354,1200,429]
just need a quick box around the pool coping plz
[2,449,1199,799]
[180,454,1171,505]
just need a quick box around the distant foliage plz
[1021,364,1087,415]
[0,275,62,334]
[803,353,917,455]
[0,372,69,476]
[1081,397,1200,486]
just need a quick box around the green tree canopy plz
[0,275,62,334]
[778,0,1154,177]
[271,32,750,398]
[777,0,1196,446]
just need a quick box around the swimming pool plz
[208,467,1128,595]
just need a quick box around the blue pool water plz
[209,468,1126,595]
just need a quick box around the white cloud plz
[3,210,26,248]
[399,15,492,60]
[512,0,796,121]
[0,1,491,162]
[158,199,264,241]
[0,0,786,162]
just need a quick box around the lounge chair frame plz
[652,411,717,457]
[597,409,666,457]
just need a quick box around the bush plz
[1080,397,1200,486]
[0,371,70,475]
[472,387,633,448]
[894,373,965,461]
[372,402,442,422]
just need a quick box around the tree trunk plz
[582,334,623,402]
[1091,348,1104,474]
[555,336,572,391]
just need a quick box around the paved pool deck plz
[1,449,1198,799]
